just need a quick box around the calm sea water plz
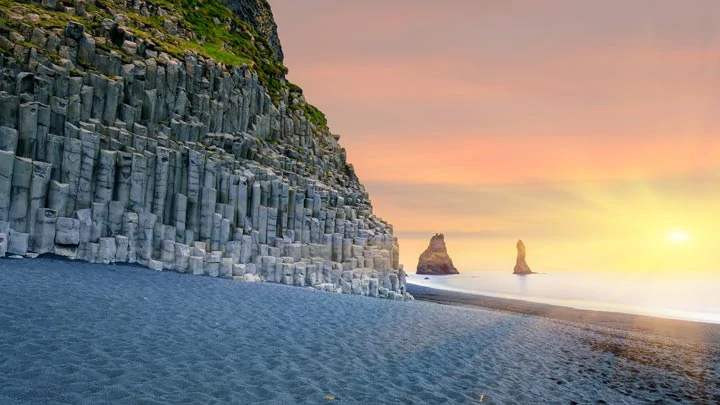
[407,271,720,324]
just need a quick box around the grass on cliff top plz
[287,82,329,130]
[0,0,329,132]
[88,0,286,97]
[177,0,288,97]
[304,103,328,129]
[0,0,75,29]
[132,0,328,132]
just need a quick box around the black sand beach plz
[1,258,719,404]
[408,284,720,403]
[407,284,720,345]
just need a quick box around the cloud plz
[274,0,720,142]
[365,172,720,236]
[269,0,720,271]
[340,131,720,187]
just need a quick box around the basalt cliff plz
[0,0,409,300]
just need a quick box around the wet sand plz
[406,284,720,345]
[408,283,720,403]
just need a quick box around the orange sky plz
[271,0,720,272]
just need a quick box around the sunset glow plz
[272,0,720,273]
[667,231,690,244]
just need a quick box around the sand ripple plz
[0,258,718,404]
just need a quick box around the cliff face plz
[220,0,283,62]
[416,233,459,275]
[0,0,408,300]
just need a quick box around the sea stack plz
[417,233,459,275]
[513,239,533,275]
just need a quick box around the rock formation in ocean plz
[0,0,409,300]
[416,233,459,275]
[513,239,533,275]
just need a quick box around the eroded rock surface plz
[220,0,284,62]
[513,239,533,275]
[0,0,410,300]
[417,233,459,275]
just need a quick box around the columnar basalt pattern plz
[0,0,409,300]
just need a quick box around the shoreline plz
[407,283,720,346]
[2,258,719,403]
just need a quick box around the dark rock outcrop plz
[220,0,284,62]
[513,239,533,275]
[416,234,459,275]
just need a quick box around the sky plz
[271,0,720,273]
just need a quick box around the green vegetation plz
[285,82,329,131]
[0,0,75,31]
[174,0,287,99]
[0,0,329,133]
[287,82,303,94]
[304,103,328,129]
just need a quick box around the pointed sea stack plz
[513,239,534,275]
[416,233,459,275]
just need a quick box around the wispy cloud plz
[271,0,720,272]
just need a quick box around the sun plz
[666,231,689,243]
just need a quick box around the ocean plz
[407,270,720,324]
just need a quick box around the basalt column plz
[9,157,33,233]
[0,151,15,233]
[0,11,410,301]
[28,161,52,241]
